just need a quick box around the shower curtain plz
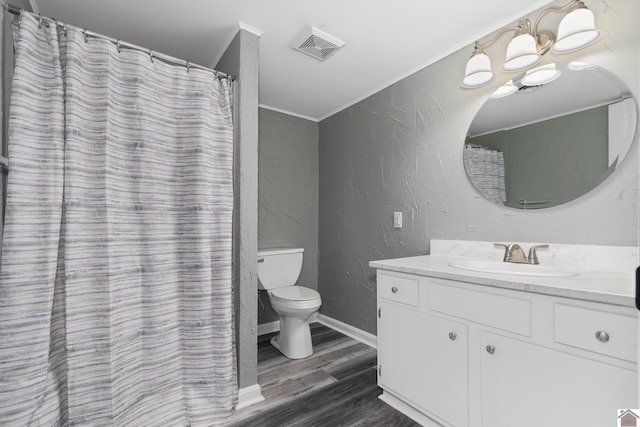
[464,144,507,205]
[0,12,236,426]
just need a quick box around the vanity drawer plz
[554,304,637,362]
[377,271,419,307]
[428,281,531,336]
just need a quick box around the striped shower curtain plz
[463,144,507,205]
[0,12,236,426]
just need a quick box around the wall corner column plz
[216,26,262,400]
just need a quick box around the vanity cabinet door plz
[480,331,636,427]
[378,302,468,427]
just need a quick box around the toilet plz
[257,248,322,359]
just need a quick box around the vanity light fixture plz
[551,7,600,53]
[502,20,541,72]
[461,0,600,89]
[461,47,495,88]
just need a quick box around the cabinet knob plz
[391,286,398,294]
[486,345,495,354]
[449,332,457,341]
[595,330,610,343]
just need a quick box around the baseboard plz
[316,314,377,349]
[379,392,442,426]
[258,315,377,349]
[257,320,279,336]
[235,384,265,410]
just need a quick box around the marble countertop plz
[370,255,636,308]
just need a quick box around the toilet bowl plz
[257,248,322,359]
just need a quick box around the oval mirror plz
[464,62,637,209]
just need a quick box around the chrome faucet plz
[494,243,549,264]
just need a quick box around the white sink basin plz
[448,259,578,277]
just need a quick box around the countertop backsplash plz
[430,239,639,273]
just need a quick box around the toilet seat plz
[270,286,320,303]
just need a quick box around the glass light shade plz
[491,80,518,98]
[461,52,495,88]
[521,64,561,86]
[551,8,600,53]
[502,33,541,72]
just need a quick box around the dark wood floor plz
[226,323,420,427]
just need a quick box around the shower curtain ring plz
[117,40,121,53]
[186,61,190,73]
[149,49,154,63]
[83,28,88,43]
[63,23,68,37]
[38,14,43,28]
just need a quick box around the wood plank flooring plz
[226,323,420,427]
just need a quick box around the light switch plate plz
[393,212,402,229]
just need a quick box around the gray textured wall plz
[319,73,432,332]
[258,108,319,324]
[216,29,260,390]
[318,0,640,335]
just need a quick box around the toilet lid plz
[270,286,320,302]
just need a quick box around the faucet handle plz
[494,243,510,262]
[527,244,549,265]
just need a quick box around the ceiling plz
[29,0,556,121]
[469,62,633,136]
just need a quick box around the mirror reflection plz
[464,62,637,209]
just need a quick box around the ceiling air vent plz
[291,26,346,61]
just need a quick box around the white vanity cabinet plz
[377,271,468,427]
[375,268,637,427]
[378,304,468,427]
[479,330,635,426]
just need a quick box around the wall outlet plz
[393,212,402,229]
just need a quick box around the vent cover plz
[292,26,346,61]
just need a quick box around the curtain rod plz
[4,3,237,81]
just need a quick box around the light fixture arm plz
[473,0,590,55]
[473,22,525,52]
[533,0,585,35]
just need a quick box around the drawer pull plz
[449,332,457,341]
[378,273,418,306]
[595,330,610,343]
[486,345,495,354]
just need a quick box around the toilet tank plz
[257,248,304,290]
